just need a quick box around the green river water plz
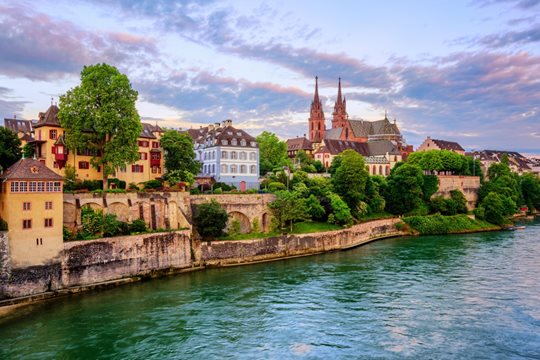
[1,220,539,359]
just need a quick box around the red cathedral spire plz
[308,76,325,143]
[332,77,348,127]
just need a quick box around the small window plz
[240,165,247,173]
[78,161,90,170]
[45,201,53,210]
[231,151,238,160]
[139,152,148,160]
[10,182,19,193]
[20,182,28,192]
[250,165,256,174]
[152,141,159,148]
[44,218,53,227]
[37,182,45,192]
[240,139,246,146]
[49,129,57,140]
[221,139,228,145]
[23,219,32,229]
[250,152,256,161]
[132,165,144,173]
[221,151,228,159]
[23,202,31,211]
[231,138,238,146]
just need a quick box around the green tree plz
[327,192,353,225]
[63,164,77,191]
[256,131,288,175]
[59,63,142,188]
[160,129,200,181]
[268,190,309,231]
[520,173,540,212]
[385,164,425,215]
[0,127,21,171]
[331,149,369,215]
[193,200,229,239]
[22,143,34,159]
[305,194,325,220]
[477,192,513,225]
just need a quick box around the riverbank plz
[403,214,500,235]
[0,216,503,314]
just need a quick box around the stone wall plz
[199,218,405,266]
[63,191,192,231]
[434,175,481,210]
[62,230,192,287]
[0,232,9,282]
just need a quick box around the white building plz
[188,120,259,190]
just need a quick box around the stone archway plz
[108,202,130,222]
[227,211,251,234]
[261,212,270,232]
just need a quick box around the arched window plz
[379,165,383,175]
[231,165,237,173]
[318,122,321,131]
[212,151,215,160]
[250,152,256,160]
[231,151,238,160]
[221,151,228,159]
[212,164,215,173]
[240,165,247,173]
[221,164,227,173]
[385,166,390,176]
[250,165,256,174]
[240,152,246,160]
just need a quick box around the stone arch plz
[227,211,251,234]
[83,202,103,211]
[169,200,179,229]
[108,202,130,222]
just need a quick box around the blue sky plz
[0,0,539,153]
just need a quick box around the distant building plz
[188,120,259,191]
[417,137,465,155]
[0,158,64,268]
[314,138,402,176]
[467,150,532,176]
[286,137,313,159]
[3,103,165,184]
[307,77,412,157]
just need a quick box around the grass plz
[403,214,500,235]
[216,221,342,241]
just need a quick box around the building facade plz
[188,120,259,191]
[467,150,533,176]
[3,104,164,185]
[0,159,64,268]
[416,137,465,155]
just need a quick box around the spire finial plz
[314,76,320,103]
[385,109,388,119]
[337,77,343,105]
[51,97,53,106]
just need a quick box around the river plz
[1,220,539,359]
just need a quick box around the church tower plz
[308,76,325,143]
[332,77,348,128]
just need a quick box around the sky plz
[0,0,539,153]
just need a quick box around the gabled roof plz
[347,117,400,138]
[4,118,34,134]
[431,138,465,152]
[188,122,257,148]
[34,104,61,128]
[140,123,163,139]
[1,158,63,181]
[367,140,401,156]
[314,139,400,157]
[472,149,531,170]
[286,137,312,151]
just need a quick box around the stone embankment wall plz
[434,175,480,210]
[0,231,192,299]
[63,191,192,231]
[62,230,192,287]
[198,218,405,266]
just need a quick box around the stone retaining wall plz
[435,175,480,211]
[200,218,405,266]
[62,230,192,287]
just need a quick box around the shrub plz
[268,182,287,192]
[128,182,139,191]
[403,214,496,235]
[190,188,201,195]
[193,200,228,239]
[214,182,233,191]
[63,226,73,241]
[129,219,147,233]
[328,193,352,225]
[144,179,162,190]
[102,214,122,237]
[213,188,223,194]
[108,178,126,189]
[251,217,260,233]
[229,219,241,236]
[81,206,103,237]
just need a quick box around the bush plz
[63,226,73,241]
[128,182,139,191]
[129,219,147,233]
[108,178,126,189]
[251,217,260,233]
[214,182,234,191]
[102,214,122,237]
[268,182,287,192]
[328,193,352,225]
[81,206,103,237]
[190,188,201,195]
[404,214,496,235]
[229,219,241,236]
[213,188,223,194]
[193,200,229,239]
[144,179,162,190]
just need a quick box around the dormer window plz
[231,138,238,146]
[240,139,246,146]
[250,142,256,147]
[222,139,228,145]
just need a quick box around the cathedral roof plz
[324,128,343,140]
[314,139,400,157]
[347,118,400,138]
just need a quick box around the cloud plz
[0,4,158,80]
[478,0,540,9]
[478,25,540,48]
[0,87,29,123]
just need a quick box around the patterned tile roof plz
[431,138,465,152]
[187,120,257,148]
[1,158,63,181]
[286,137,312,151]
[34,104,61,128]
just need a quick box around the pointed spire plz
[314,76,320,103]
[51,97,53,106]
[385,109,388,120]
[337,77,343,105]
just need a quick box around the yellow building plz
[0,158,64,268]
[17,104,164,185]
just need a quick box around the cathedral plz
[308,77,411,156]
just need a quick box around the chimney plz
[215,122,220,128]
[208,124,215,130]
[222,119,233,127]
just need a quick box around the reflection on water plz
[1,221,539,359]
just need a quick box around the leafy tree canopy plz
[256,131,288,175]
[407,150,469,175]
[160,129,200,181]
[268,190,309,231]
[59,63,142,187]
[331,149,369,214]
[193,199,229,239]
[385,163,425,215]
[0,127,21,171]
